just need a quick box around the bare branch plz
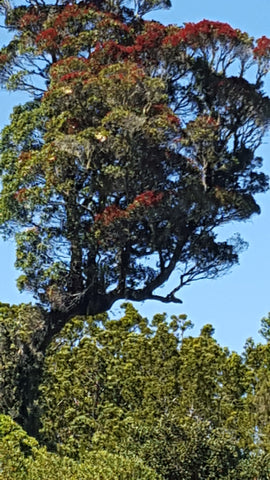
[149,294,183,304]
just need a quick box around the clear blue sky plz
[0,0,270,352]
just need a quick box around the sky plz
[0,0,270,352]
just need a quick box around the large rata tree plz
[0,0,269,349]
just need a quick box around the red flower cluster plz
[0,54,8,64]
[91,22,165,60]
[54,4,83,28]
[94,40,123,60]
[91,41,133,63]
[94,205,127,225]
[95,191,164,227]
[186,20,238,39]
[128,191,164,210]
[163,20,238,48]
[152,104,165,112]
[166,114,180,126]
[135,22,166,52]
[20,12,40,28]
[18,152,32,163]
[112,66,145,85]
[254,36,270,57]
[36,28,58,48]
[14,187,28,203]
[59,71,88,83]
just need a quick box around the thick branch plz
[148,294,183,304]
[38,242,185,352]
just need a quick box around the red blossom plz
[121,46,135,55]
[166,114,180,126]
[94,205,128,226]
[53,4,82,28]
[152,104,165,112]
[163,20,239,48]
[254,36,270,57]
[182,20,238,41]
[20,13,40,28]
[93,22,167,60]
[95,40,123,60]
[95,191,164,226]
[59,71,88,83]
[18,152,32,163]
[89,41,132,66]
[128,191,164,210]
[14,187,28,203]
[0,54,8,64]
[36,28,58,48]
[134,22,166,52]
[19,12,40,28]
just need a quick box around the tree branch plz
[149,294,183,304]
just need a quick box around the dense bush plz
[0,415,159,480]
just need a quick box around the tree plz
[0,415,159,480]
[244,314,270,454]
[0,0,269,351]
[32,304,269,478]
[0,0,270,438]
[0,303,45,436]
[3,304,270,479]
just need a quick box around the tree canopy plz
[2,304,270,479]
[0,0,269,347]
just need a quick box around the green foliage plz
[0,303,46,436]
[244,319,270,454]
[0,414,38,480]
[32,304,267,479]
[2,304,270,478]
[0,415,159,480]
